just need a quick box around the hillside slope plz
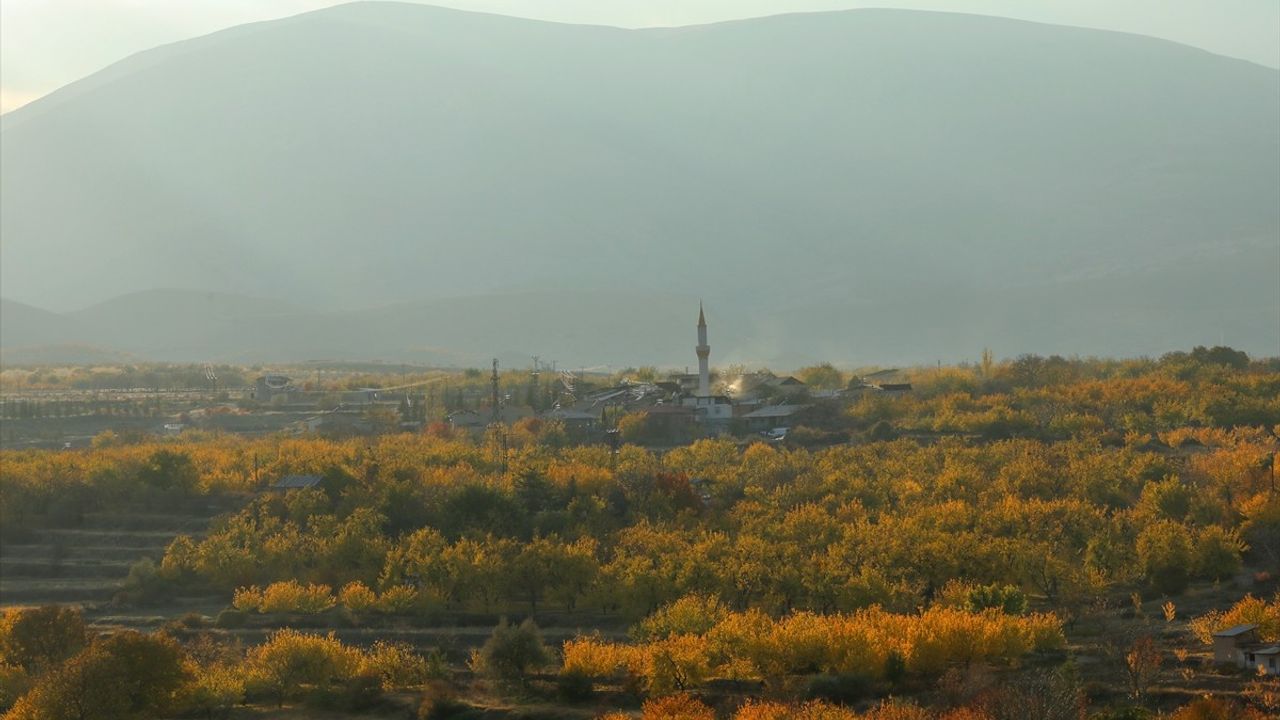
[1,2,1276,363]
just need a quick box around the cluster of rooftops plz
[446,368,912,437]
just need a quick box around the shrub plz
[378,585,420,614]
[867,420,898,442]
[965,584,1027,615]
[418,681,472,720]
[736,700,860,720]
[563,606,1063,692]
[562,634,643,679]
[179,663,244,718]
[1169,696,1268,720]
[641,694,715,720]
[883,650,907,686]
[121,557,166,602]
[555,669,595,702]
[645,635,711,695]
[470,618,551,687]
[339,581,378,612]
[214,608,247,629]
[803,673,873,705]
[232,586,263,612]
[335,671,384,712]
[634,594,729,641]
[259,580,335,614]
[361,640,431,689]
[863,700,934,720]
[1091,708,1153,720]
[0,662,30,713]
[246,630,361,706]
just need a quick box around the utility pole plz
[491,358,501,424]
[489,358,507,472]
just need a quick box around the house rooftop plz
[1212,624,1259,637]
[744,404,808,419]
[545,408,598,421]
[645,404,696,415]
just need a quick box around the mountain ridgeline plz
[1,2,1276,366]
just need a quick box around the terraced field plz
[0,500,241,608]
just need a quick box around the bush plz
[634,594,729,641]
[339,581,378,612]
[803,673,873,705]
[0,663,31,713]
[361,640,432,689]
[418,681,473,720]
[641,694,715,720]
[178,612,209,629]
[245,630,361,705]
[336,671,384,712]
[179,663,244,718]
[121,557,166,602]
[232,586,263,612]
[736,700,859,720]
[965,583,1027,615]
[470,618,551,687]
[214,608,247,629]
[1169,696,1268,720]
[378,585,420,614]
[556,669,595,702]
[1091,708,1153,720]
[868,421,898,442]
[259,580,335,614]
[883,651,907,687]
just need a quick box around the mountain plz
[1,2,1276,364]
[0,289,741,368]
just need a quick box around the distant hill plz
[0,289,733,368]
[1,2,1276,364]
[0,299,87,349]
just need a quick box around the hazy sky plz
[2,0,1278,113]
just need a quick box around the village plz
[0,304,914,450]
[248,304,914,445]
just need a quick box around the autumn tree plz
[8,631,188,720]
[0,606,87,674]
[1135,521,1194,594]
[1123,635,1161,704]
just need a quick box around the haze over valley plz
[2,2,1277,366]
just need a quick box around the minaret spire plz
[695,302,710,397]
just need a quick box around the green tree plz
[1193,525,1246,581]
[1136,521,1195,594]
[797,363,844,390]
[137,449,199,492]
[470,619,551,687]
